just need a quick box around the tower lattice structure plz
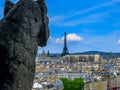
[61,32,70,56]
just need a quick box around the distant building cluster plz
[32,32,120,90]
[63,54,100,63]
[32,49,120,90]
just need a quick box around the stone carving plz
[0,0,49,90]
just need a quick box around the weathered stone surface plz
[0,0,49,90]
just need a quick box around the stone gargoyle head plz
[0,0,49,89]
[3,0,50,47]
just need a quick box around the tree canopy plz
[60,78,84,90]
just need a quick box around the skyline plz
[0,0,120,53]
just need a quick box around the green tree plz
[60,78,84,90]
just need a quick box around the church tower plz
[41,49,46,59]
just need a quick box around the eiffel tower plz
[61,32,70,56]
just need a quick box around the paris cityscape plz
[0,0,120,90]
[32,0,120,89]
[32,32,120,90]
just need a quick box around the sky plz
[0,0,120,53]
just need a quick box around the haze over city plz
[0,0,120,53]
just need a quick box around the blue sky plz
[0,0,120,53]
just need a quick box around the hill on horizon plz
[37,51,120,57]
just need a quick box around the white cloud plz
[55,38,63,43]
[73,0,120,16]
[49,0,120,27]
[49,15,64,24]
[49,11,108,27]
[50,12,108,27]
[55,33,83,43]
[60,12,107,27]
[117,39,120,44]
[67,33,83,41]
